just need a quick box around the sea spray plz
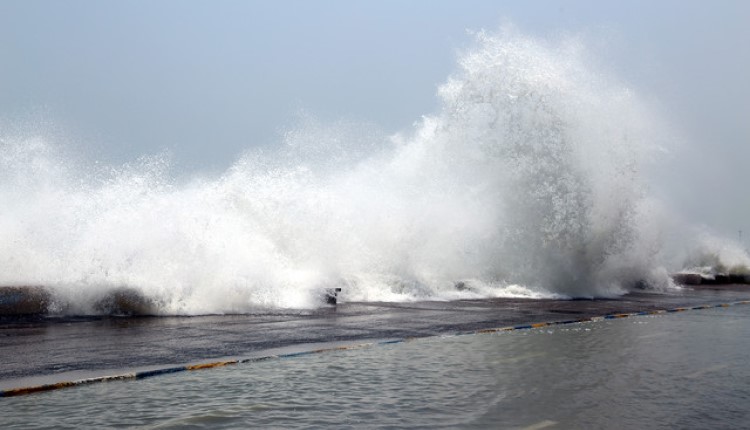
[0,29,744,314]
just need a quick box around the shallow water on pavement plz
[3,305,750,429]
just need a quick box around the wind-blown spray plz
[0,30,742,314]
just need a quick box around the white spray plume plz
[1,29,744,314]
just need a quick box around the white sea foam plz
[0,29,745,314]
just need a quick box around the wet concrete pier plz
[1,284,748,390]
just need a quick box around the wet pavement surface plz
[1,285,749,389]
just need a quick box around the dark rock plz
[0,286,51,316]
[671,273,703,285]
[93,288,157,316]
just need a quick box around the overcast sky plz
[1,0,749,238]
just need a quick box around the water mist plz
[1,29,743,314]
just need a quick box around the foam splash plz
[1,29,744,314]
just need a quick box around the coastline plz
[1,284,749,394]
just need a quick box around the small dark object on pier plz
[325,288,342,305]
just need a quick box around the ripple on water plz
[2,307,750,429]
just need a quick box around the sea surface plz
[3,304,749,429]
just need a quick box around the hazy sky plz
[1,0,749,237]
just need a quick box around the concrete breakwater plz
[0,286,342,317]
[0,286,51,316]
[0,286,157,317]
[1,275,747,317]
[671,272,750,286]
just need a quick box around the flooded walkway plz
[1,285,748,390]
